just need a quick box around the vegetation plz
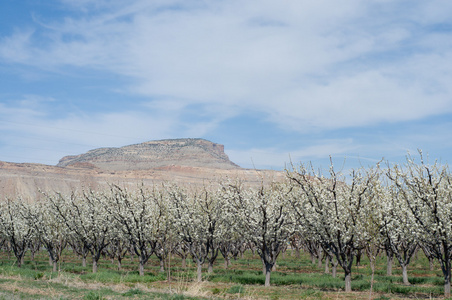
[0,246,447,299]
[1,151,452,298]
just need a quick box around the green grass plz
[0,248,448,299]
[123,288,144,296]
[299,288,324,299]
[226,284,245,294]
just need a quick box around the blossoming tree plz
[287,162,379,292]
[223,180,294,287]
[386,153,452,297]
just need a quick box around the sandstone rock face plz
[57,138,240,171]
[0,138,284,200]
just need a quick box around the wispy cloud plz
[4,1,450,126]
[227,138,357,169]
[0,97,202,163]
[0,1,451,168]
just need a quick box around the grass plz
[226,284,245,294]
[0,248,447,299]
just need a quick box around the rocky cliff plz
[57,138,240,171]
[1,139,283,200]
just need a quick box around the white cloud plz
[227,138,357,169]
[7,1,447,130]
[0,98,197,164]
[0,30,34,63]
[1,0,452,167]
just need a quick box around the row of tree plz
[1,153,452,296]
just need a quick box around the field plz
[0,248,448,299]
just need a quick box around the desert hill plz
[0,138,283,200]
[57,138,240,170]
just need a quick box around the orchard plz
[1,152,452,298]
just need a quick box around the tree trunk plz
[387,254,393,276]
[160,259,165,273]
[17,255,23,268]
[224,258,228,269]
[332,257,338,278]
[414,246,419,261]
[197,261,202,282]
[53,261,57,272]
[344,271,352,292]
[324,256,330,274]
[92,258,98,273]
[402,264,409,285]
[49,256,53,267]
[356,251,362,267]
[139,261,145,276]
[82,256,87,267]
[117,259,122,271]
[369,261,375,300]
[265,264,272,287]
[429,257,434,271]
[445,278,451,299]
[181,258,186,268]
[444,259,451,298]
[208,262,213,273]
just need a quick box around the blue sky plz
[1,0,452,171]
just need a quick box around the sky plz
[1,0,452,172]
